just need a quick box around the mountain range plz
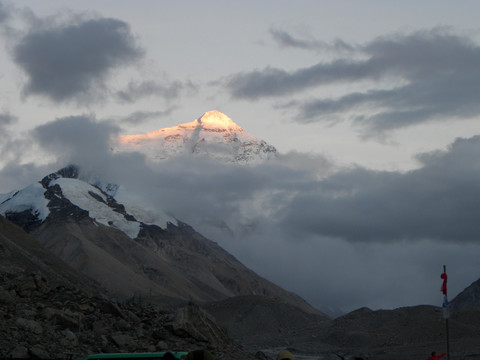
[1,110,480,359]
[2,207,480,360]
[0,164,317,314]
[1,110,311,311]
[2,110,480,310]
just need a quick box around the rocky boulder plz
[0,271,252,360]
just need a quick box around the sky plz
[1,0,480,313]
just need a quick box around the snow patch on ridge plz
[52,178,141,239]
[0,183,50,221]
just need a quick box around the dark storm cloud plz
[116,79,197,103]
[226,28,480,134]
[13,17,143,103]
[279,135,480,242]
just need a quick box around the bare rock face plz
[171,303,230,347]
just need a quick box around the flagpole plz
[446,317,450,360]
[442,265,450,360]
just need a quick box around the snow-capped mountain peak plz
[0,166,176,238]
[116,110,278,164]
[195,110,244,131]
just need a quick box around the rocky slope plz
[205,296,480,360]
[450,278,480,310]
[203,295,331,348]
[316,305,480,360]
[3,215,480,360]
[0,215,252,359]
[0,212,100,293]
[0,272,251,359]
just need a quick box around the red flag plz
[441,268,447,295]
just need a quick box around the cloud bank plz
[1,114,478,312]
[226,28,480,136]
[280,137,480,242]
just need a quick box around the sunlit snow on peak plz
[115,110,278,164]
[196,110,244,132]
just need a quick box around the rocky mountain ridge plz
[0,165,318,315]
[450,277,480,310]
[0,214,248,359]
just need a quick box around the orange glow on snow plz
[118,110,246,144]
